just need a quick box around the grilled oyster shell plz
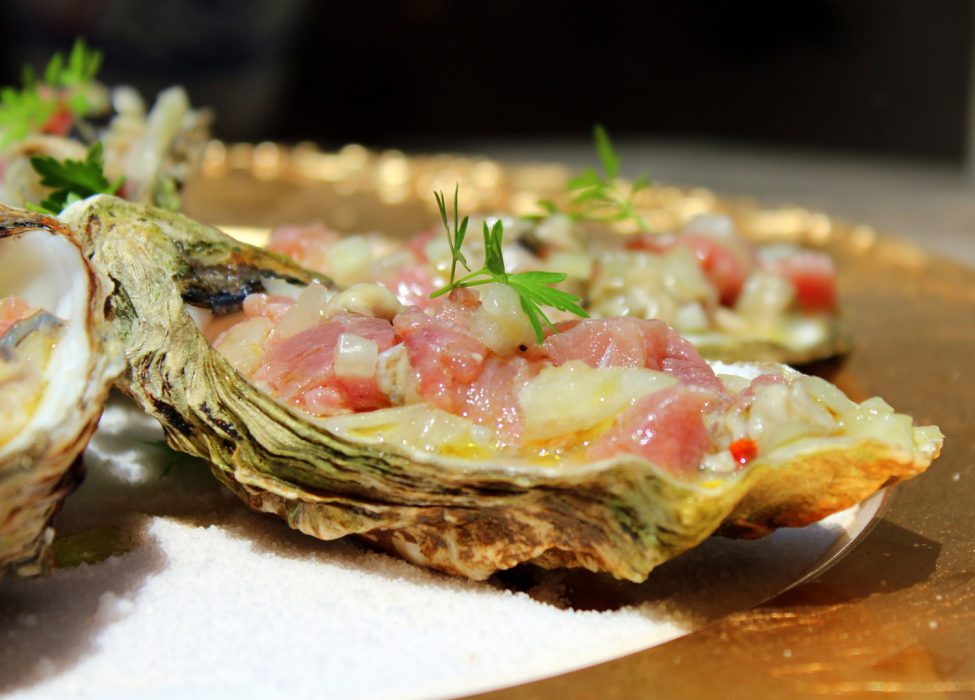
[0,206,123,577]
[65,195,941,582]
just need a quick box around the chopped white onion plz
[333,333,379,379]
[261,277,306,300]
[735,271,795,323]
[277,281,330,338]
[469,283,536,355]
[673,301,708,332]
[327,236,373,286]
[324,283,403,320]
[546,251,592,280]
[212,317,272,377]
[519,361,675,442]
[682,214,736,239]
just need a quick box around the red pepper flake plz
[729,438,758,467]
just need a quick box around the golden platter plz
[181,142,975,698]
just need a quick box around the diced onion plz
[661,246,713,302]
[333,333,379,379]
[327,236,373,286]
[682,214,736,240]
[469,283,536,355]
[547,251,592,280]
[673,301,709,332]
[212,316,273,377]
[533,214,582,251]
[735,271,795,323]
[261,277,306,300]
[325,283,403,320]
[424,236,453,271]
[519,360,675,442]
[276,281,331,338]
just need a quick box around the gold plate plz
[182,143,975,698]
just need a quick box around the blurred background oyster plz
[0,40,210,212]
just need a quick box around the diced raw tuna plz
[255,313,396,414]
[418,287,481,331]
[770,251,838,312]
[532,317,723,392]
[381,264,439,308]
[393,303,488,413]
[460,356,539,444]
[267,223,341,270]
[243,294,295,325]
[589,386,712,475]
[678,234,750,306]
[625,232,751,305]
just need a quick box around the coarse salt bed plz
[0,396,870,699]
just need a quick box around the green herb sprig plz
[537,124,651,231]
[0,39,103,149]
[28,141,123,215]
[430,185,588,343]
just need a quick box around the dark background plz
[1,0,971,161]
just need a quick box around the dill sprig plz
[537,124,651,231]
[430,185,588,343]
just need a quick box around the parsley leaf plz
[430,188,588,343]
[28,142,123,215]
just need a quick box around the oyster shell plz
[66,195,942,582]
[0,206,123,577]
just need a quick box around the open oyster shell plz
[0,206,123,577]
[65,195,941,582]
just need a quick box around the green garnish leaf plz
[541,124,651,232]
[566,168,602,191]
[482,219,506,277]
[435,185,470,285]
[430,188,588,343]
[509,272,588,318]
[60,38,103,88]
[0,87,57,148]
[0,39,103,150]
[594,124,619,179]
[28,141,123,215]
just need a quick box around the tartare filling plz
[266,213,837,351]
[206,281,916,480]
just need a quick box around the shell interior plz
[0,231,94,453]
[0,213,122,576]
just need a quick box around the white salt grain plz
[0,398,877,700]
[94,592,136,625]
